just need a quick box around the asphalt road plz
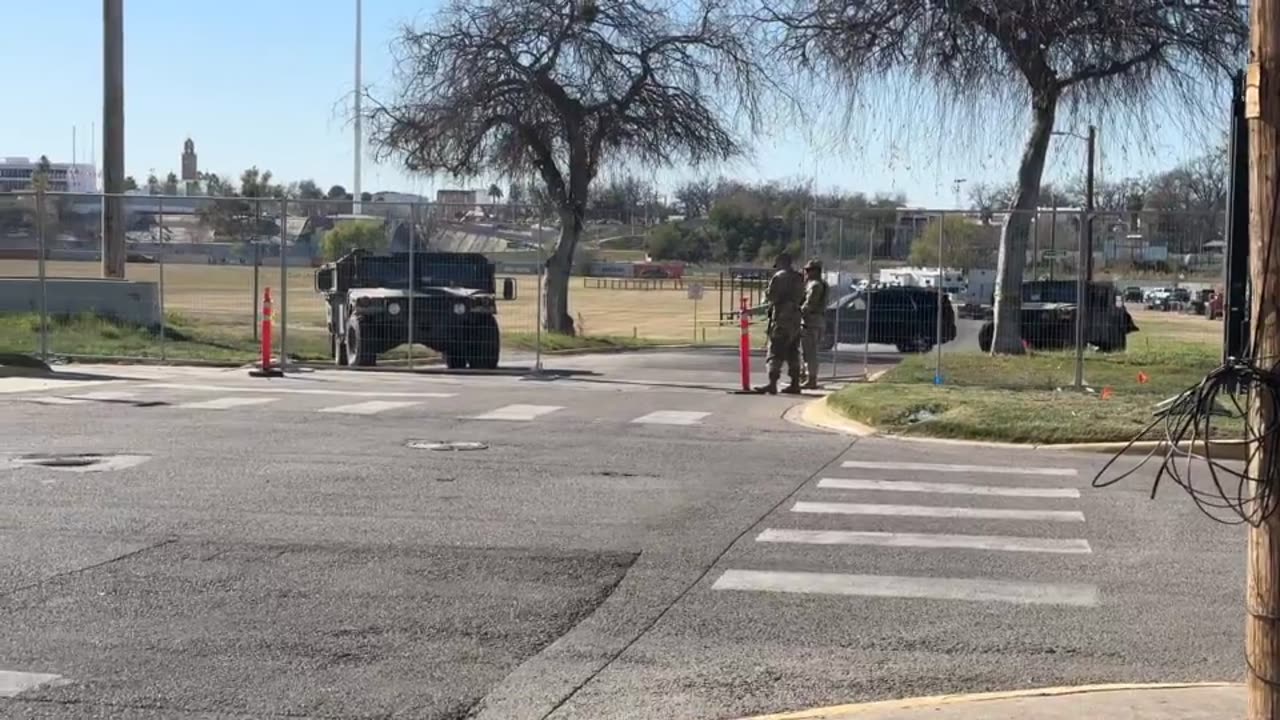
[0,352,1244,719]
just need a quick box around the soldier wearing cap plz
[800,259,829,389]
[755,251,805,394]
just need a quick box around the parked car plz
[821,286,958,353]
[1123,286,1144,303]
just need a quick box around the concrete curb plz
[796,394,1250,459]
[738,682,1241,719]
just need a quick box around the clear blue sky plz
[5,1,1230,207]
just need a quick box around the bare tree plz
[369,0,767,334]
[675,176,716,217]
[1143,141,1228,254]
[761,0,1245,353]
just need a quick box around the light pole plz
[353,0,363,215]
[1052,125,1097,390]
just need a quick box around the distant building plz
[435,189,479,207]
[180,138,198,182]
[0,156,96,193]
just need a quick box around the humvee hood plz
[347,287,485,300]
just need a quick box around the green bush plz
[321,220,386,261]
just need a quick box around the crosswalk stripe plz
[817,478,1080,499]
[711,569,1099,607]
[840,460,1077,477]
[471,404,563,421]
[0,670,63,697]
[631,410,711,426]
[756,528,1092,554]
[176,397,279,410]
[791,501,1085,523]
[142,382,455,398]
[72,390,137,401]
[318,400,421,415]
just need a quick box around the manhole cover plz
[407,441,489,452]
[4,453,151,472]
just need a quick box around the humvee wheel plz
[1094,327,1127,353]
[977,322,994,353]
[468,318,501,370]
[345,317,377,367]
[332,332,348,366]
[444,351,467,369]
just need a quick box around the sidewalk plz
[741,683,1242,720]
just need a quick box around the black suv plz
[821,286,958,353]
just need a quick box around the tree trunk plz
[543,208,582,334]
[990,89,1059,354]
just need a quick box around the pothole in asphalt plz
[4,453,152,472]
[407,441,490,452]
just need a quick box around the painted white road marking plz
[756,528,1092,554]
[471,404,563,421]
[0,378,120,394]
[72,390,137,401]
[818,478,1080,499]
[177,397,279,410]
[791,501,1085,523]
[319,400,421,415]
[840,460,1077,477]
[142,382,455,398]
[631,410,711,426]
[0,670,64,697]
[712,570,1099,607]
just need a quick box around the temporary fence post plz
[278,198,289,369]
[535,216,545,374]
[158,196,167,361]
[408,202,417,370]
[1073,209,1087,389]
[935,211,944,384]
[36,190,49,362]
[252,200,261,342]
[831,217,842,380]
[1049,205,1058,281]
[739,295,751,391]
[863,222,873,378]
[693,295,698,344]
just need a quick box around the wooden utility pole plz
[1247,0,1280,716]
[101,0,126,279]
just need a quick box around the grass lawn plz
[829,310,1243,444]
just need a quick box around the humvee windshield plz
[356,254,495,293]
[1022,281,1114,306]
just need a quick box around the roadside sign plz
[687,283,704,301]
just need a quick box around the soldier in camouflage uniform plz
[755,252,805,395]
[800,259,829,389]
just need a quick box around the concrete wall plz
[0,278,161,326]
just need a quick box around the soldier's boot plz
[754,372,780,395]
[780,376,803,395]
[802,379,821,390]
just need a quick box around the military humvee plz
[315,249,516,369]
[978,280,1138,353]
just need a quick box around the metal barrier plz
[0,193,1225,384]
[802,207,1226,390]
